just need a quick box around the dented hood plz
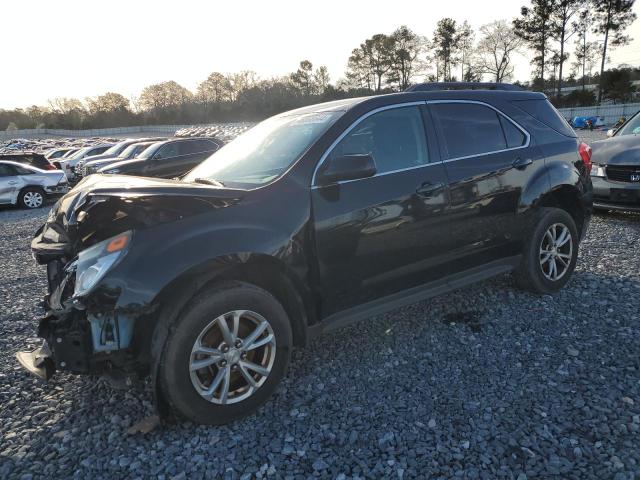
[591,135,640,165]
[32,174,243,262]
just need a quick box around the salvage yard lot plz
[1,206,639,479]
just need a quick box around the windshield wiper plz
[193,178,225,187]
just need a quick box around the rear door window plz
[431,103,507,159]
[499,116,527,148]
[0,164,15,176]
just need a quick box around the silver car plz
[0,161,69,209]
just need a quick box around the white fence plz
[558,103,640,126]
[0,124,196,141]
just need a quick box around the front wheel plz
[159,281,292,424]
[514,208,579,294]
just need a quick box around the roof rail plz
[406,82,524,92]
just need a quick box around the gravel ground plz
[1,205,639,480]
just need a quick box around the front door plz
[0,164,19,203]
[311,104,450,317]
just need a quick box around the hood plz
[31,174,243,263]
[591,135,640,165]
[98,158,145,172]
[84,156,122,167]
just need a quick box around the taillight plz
[578,142,592,171]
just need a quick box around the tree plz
[47,97,85,115]
[345,34,394,92]
[513,0,555,89]
[551,0,584,97]
[477,20,522,82]
[387,25,424,90]
[228,70,258,101]
[592,0,637,103]
[197,72,232,105]
[457,21,475,81]
[572,7,599,89]
[290,60,315,95]
[432,18,460,81]
[600,67,637,102]
[86,92,130,114]
[313,66,331,94]
[139,81,193,112]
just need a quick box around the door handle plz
[512,157,533,170]
[8,181,18,185]
[416,181,445,198]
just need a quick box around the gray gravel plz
[1,205,639,479]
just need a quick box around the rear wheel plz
[18,187,45,209]
[515,208,579,294]
[159,281,292,424]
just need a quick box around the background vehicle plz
[44,148,74,160]
[80,141,162,177]
[57,144,113,180]
[23,84,592,424]
[0,152,57,170]
[98,138,220,177]
[0,160,68,209]
[590,110,640,212]
[74,138,166,177]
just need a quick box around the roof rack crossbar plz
[405,82,524,92]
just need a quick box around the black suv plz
[20,84,593,425]
[97,138,220,178]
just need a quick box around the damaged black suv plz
[20,84,593,424]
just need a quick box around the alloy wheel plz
[23,191,43,208]
[539,223,573,281]
[189,310,276,405]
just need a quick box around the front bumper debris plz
[16,343,55,380]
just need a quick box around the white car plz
[0,161,69,209]
[56,144,113,181]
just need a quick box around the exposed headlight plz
[590,164,606,177]
[103,169,120,174]
[74,231,132,297]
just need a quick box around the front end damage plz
[17,175,240,382]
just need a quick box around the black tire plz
[514,207,579,294]
[159,281,292,425]
[18,187,45,209]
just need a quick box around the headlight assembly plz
[74,231,132,297]
[590,164,606,177]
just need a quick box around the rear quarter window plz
[511,99,576,138]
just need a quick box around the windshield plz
[103,141,130,156]
[183,111,342,188]
[120,143,150,159]
[137,142,165,160]
[67,147,91,160]
[616,112,640,136]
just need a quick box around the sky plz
[2,0,640,109]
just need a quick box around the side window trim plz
[427,100,531,162]
[311,101,428,187]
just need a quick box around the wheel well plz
[150,257,313,350]
[539,186,585,235]
[215,259,312,347]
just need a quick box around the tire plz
[514,207,579,294]
[18,187,45,209]
[159,281,292,425]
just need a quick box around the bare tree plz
[551,0,584,97]
[476,20,522,82]
[388,25,424,90]
[457,21,475,81]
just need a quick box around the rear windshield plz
[511,99,576,138]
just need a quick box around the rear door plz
[428,100,536,275]
[311,103,450,316]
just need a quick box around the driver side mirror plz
[317,154,377,186]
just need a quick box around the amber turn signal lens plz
[106,234,129,253]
